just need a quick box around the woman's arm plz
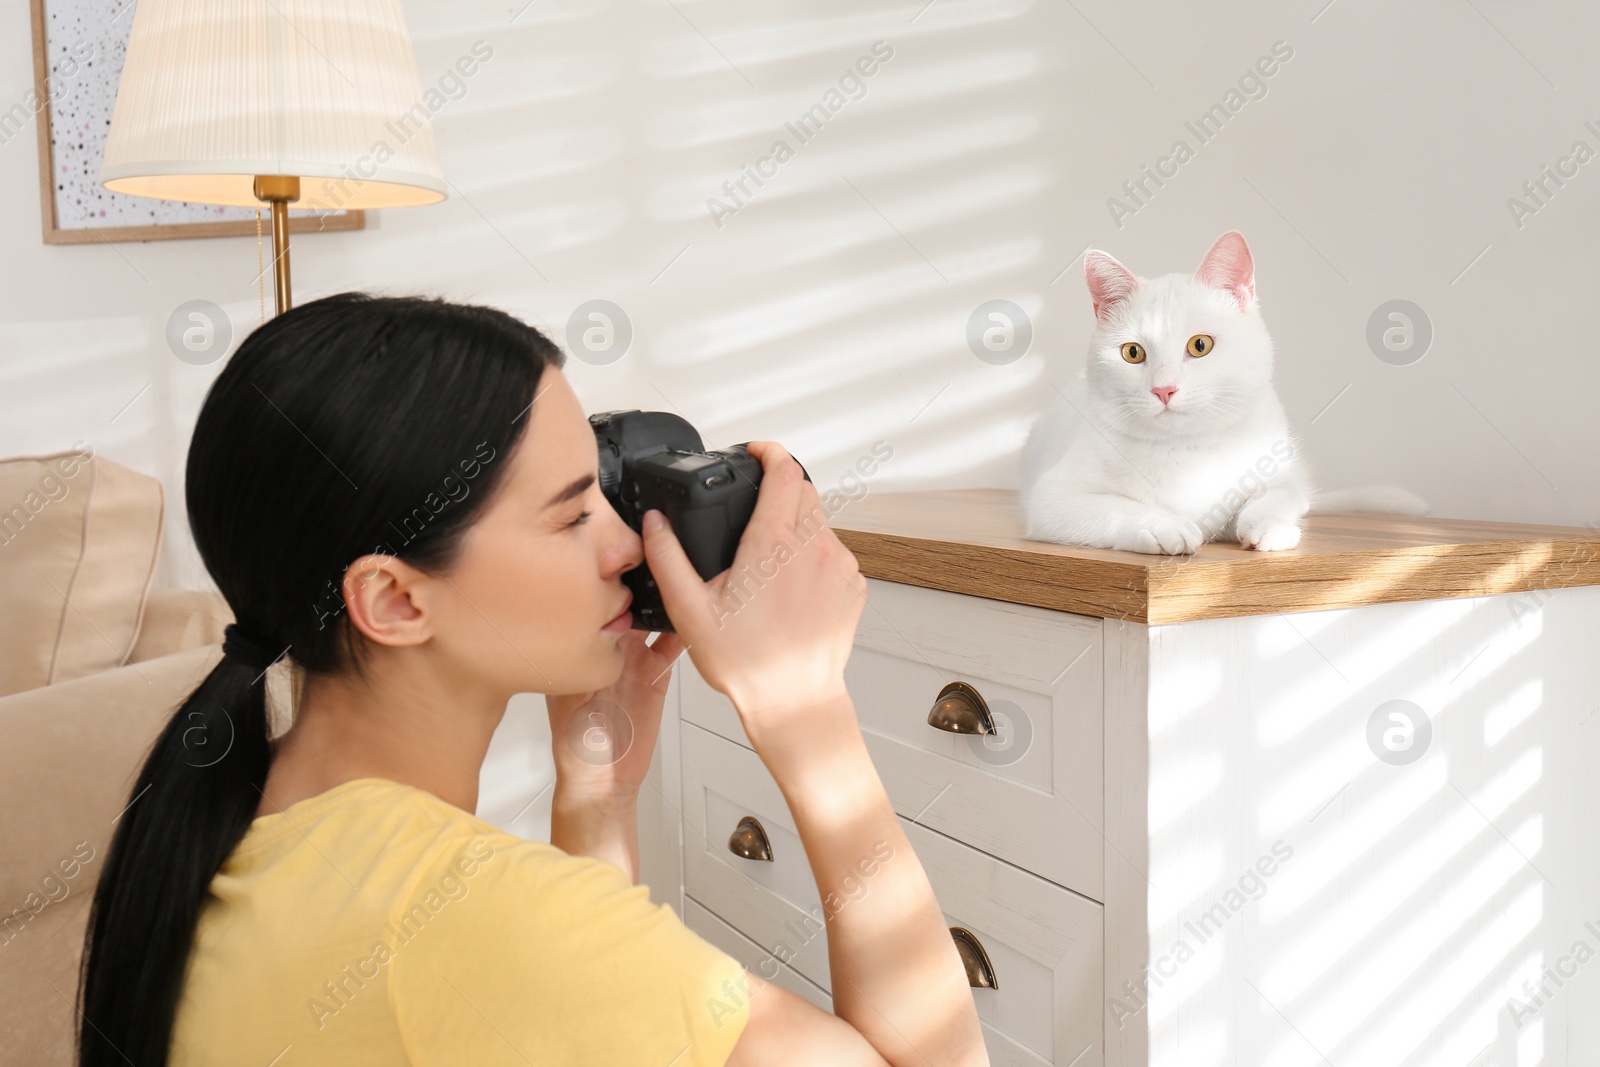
[544,630,684,883]
[726,690,987,1067]
[549,782,640,883]
[641,441,990,1067]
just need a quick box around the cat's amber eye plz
[1120,342,1146,364]
[1187,334,1214,358]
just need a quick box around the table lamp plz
[99,0,447,315]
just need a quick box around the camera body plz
[589,410,810,632]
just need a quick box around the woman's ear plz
[341,553,434,649]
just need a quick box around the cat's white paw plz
[1237,513,1301,551]
[1124,512,1205,555]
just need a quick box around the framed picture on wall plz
[24,0,365,245]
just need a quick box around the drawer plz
[681,576,1104,898]
[683,896,833,1014]
[681,722,1104,1067]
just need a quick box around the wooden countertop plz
[829,489,1600,624]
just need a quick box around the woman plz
[76,293,988,1067]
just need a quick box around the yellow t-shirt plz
[170,776,753,1065]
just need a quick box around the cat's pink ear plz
[1194,231,1256,310]
[1084,250,1138,320]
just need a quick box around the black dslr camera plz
[590,410,811,633]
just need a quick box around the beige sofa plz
[0,451,289,1066]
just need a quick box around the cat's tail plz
[1309,485,1430,515]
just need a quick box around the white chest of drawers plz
[639,490,1600,1066]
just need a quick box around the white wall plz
[6,0,1600,592]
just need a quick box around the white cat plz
[1020,230,1427,554]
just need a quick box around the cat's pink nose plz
[1152,385,1178,406]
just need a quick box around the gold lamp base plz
[252,175,300,316]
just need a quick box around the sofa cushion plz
[130,588,232,664]
[0,643,220,1065]
[0,448,165,697]
[0,643,296,1065]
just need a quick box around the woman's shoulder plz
[243,780,756,1067]
[224,776,569,900]
[381,802,753,1067]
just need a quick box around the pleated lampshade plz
[100,0,447,211]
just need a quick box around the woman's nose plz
[614,512,645,573]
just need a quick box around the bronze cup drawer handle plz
[950,926,998,989]
[926,681,997,736]
[727,815,773,861]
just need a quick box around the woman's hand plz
[641,441,866,752]
[544,628,684,802]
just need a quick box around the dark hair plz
[75,292,566,1066]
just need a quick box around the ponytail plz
[77,654,272,1066]
[71,292,560,1065]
